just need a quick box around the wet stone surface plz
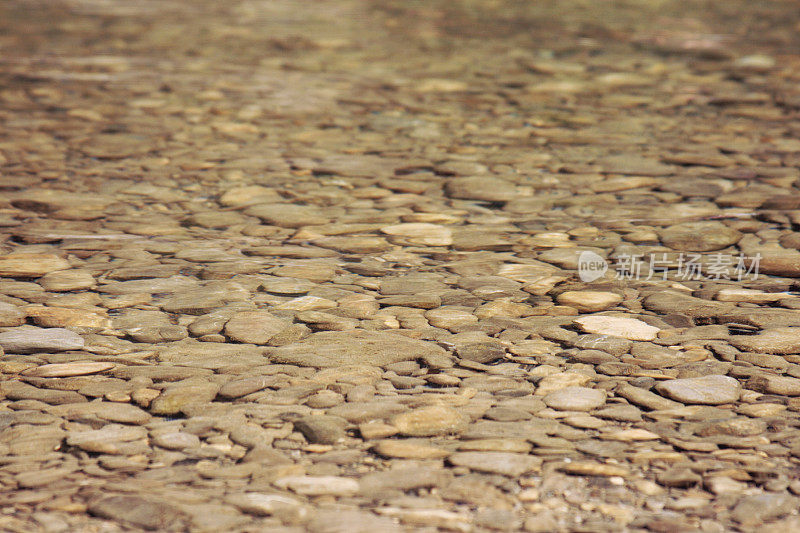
[2,0,800,531]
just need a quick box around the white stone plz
[573,315,660,341]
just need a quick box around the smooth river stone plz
[573,316,660,341]
[556,291,623,312]
[659,221,741,252]
[655,375,741,405]
[390,406,469,437]
[746,374,800,396]
[224,310,292,345]
[274,475,359,496]
[381,223,453,246]
[245,204,330,228]
[0,253,70,277]
[88,495,186,530]
[0,301,27,327]
[21,362,114,377]
[267,330,447,368]
[447,452,542,477]
[729,327,800,354]
[0,327,85,353]
[543,387,606,411]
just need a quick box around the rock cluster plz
[2,0,800,531]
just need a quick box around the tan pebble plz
[457,438,532,453]
[273,475,359,496]
[426,374,461,387]
[391,405,469,437]
[22,361,114,377]
[131,388,160,408]
[563,414,606,429]
[518,488,540,502]
[381,223,453,246]
[104,391,132,403]
[535,372,592,396]
[543,387,606,411]
[737,403,787,417]
[556,291,623,313]
[547,306,579,316]
[601,428,660,441]
[359,421,399,440]
[371,440,450,459]
[0,253,70,277]
[303,444,334,453]
[715,288,787,303]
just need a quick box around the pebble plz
[307,510,402,533]
[376,508,472,532]
[746,374,800,396]
[655,375,741,405]
[657,467,702,488]
[66,425,148,454]
[0,327,85,353]
[535,371,592,395]
[543,387,607,411]
[21,361,114,377]
[149,380,221,415]
[3,2,800,531]
[152,431,201,450]
[371,439,451,459]
[381,223,453,246]
[573,316,660,341]
[731,493,798,526]
[560,461,630,477]
[225,493,308,521]
[556,291,623,312]
[245,204,331,228]
[447,452,542,477]
[38,269,95,291]
[358,466,448,494]
[294,415,348,444]
[274,475,360,496]
[88,495,186,530]
[0,301,27,326]
[223,310,292,344]
[0,253,71,277]
[705,476,748,495]
[52,402,151,424]
[458,438,532,453]
[26,305,111,331]
[730,327,800,354]
[268,330,447,367]
[445,177,519,202]
[616,382,683,410]
[659,222,742,252]
[390,406,469,437]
